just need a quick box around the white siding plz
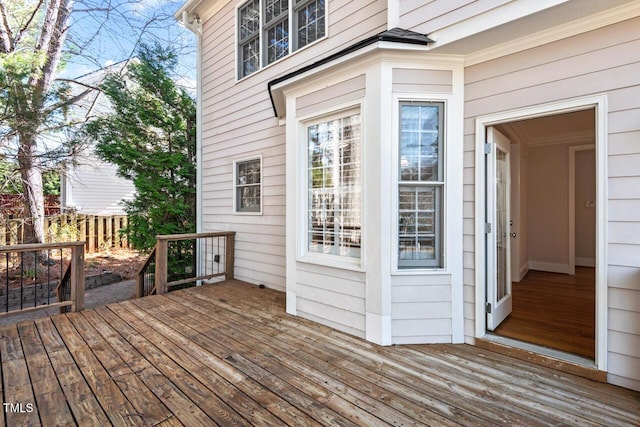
[63,153,135,216]
[399,0,510,33]
[296,263,366,338]
[463,17,640,390]
[199,0,387,291]
[391,275,452,344]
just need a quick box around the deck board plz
[0,280,639,426]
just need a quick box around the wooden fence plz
[0,214,129,252]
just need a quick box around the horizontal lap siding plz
[200,0,387,292]
[399,0,510,33]
[296,263,366,338]
[463,17,640,390]
[391,275,452,344]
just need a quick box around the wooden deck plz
[1,281,638,426]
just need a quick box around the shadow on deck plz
[1,280,639,426]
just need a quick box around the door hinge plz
[484,223,492,234]
[486,302,492,313]
[484,143,492,154]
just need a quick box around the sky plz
[61,0,196,87]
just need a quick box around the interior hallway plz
[494,267,595,359]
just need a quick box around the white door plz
[487,127,512,330]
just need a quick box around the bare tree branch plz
[0,1,13,52]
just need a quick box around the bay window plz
[307,112,361,258]
[398,102,444,268]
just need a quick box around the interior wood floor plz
[494,267,595,359]
[2,280,638,426]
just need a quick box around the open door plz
[487,127,512,330]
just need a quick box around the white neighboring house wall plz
[60,63,136,215]
[60,153,135,215]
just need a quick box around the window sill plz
[391,267,449,276]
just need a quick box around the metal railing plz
[137,232,235,298]
[0,241,85,316]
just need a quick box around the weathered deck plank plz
[0,280,638,427]
[34,317,111,426]
[0,323,41,426]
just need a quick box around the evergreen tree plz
[82,43,196,250]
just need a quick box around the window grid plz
[238,0,326,78]
[264,0,289,65]
[295,0,325,49]
[239,0,260,78]
[308,114,361,258]
[235,158,261,213]
[398,102,444,268]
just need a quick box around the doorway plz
[483,108,600,362]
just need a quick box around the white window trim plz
[235,0,329,82]
[233,154,263,215]
[391,93,457,275]
[296,103,365,271]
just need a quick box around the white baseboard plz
[516,263,529,282]
[528,261,572,274]
[576,257,595,267]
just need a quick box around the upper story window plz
[238,0,326,79]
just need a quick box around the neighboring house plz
[176,0,640,391]
[60,64,136,216]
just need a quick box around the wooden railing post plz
[155,237,168,294]
[225,232,235,281]
[70,242,85,312]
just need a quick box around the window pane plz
[241,38,259,77]
[308,114,361,258]
[297,0,325,49]
[239,0,260,41]
[266,19,289,64]
[398,186,441,266]
[399,103,441,182]
[265,0,288,23]
[236,159,261,212]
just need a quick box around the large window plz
[398,102,444,268]
[307,112,361,258]
[234,157,262,213]
[238,0,326,78]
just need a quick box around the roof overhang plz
[268,28,433,118]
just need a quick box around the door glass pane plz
[496,148,508,301]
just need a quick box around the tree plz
[0,0,75,243]
[0,0,194,244]
[82,43,196,251]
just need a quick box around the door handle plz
[511,233,517,238]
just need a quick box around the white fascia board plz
[429,0,571,48]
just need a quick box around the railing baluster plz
[20,251,24,310]
[34,250,38,307]
[5,253,9,313]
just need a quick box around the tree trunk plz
[18,134,45,244]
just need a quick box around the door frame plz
[473,95,608,370]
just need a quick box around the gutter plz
[267,28,433,117]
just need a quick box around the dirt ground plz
[1,248,149,289]
[84,248,149,280]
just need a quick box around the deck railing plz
[0,241,85,316]
[137,232,235,298]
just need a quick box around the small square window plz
[234,157,262,213]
